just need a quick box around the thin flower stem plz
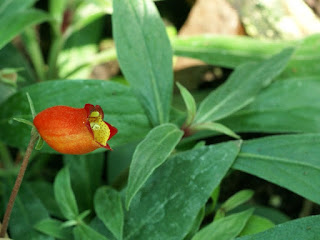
[0,132,39,237]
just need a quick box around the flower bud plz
[33,104,117,154]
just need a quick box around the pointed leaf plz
[173,34,320,78]
[192,122,240,139]
[215,189,254,220]
[222,190,254,213]
[233,134,320,204]
[126,123,183,208]
[34,218,73,240]
[53,167,79,220]
[124,141,241,240]
[221,77,320,133]
[94,186,124,240]
[176,82,197,126]
[74,224,109,240]
[64,153,104,212]
[194,48,294,123]
[30,181,62,218]
[0,9,49,50]
[192,209,253,240]
[113,0,173,125]
[236,215,320,240]
[173,35,289,69]
[239,215,275,236]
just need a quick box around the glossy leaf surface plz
[113,0,173,125]
[126,123,183,208]
[233,134,320,204]
[194,49,293,123]
[124,141,241,240]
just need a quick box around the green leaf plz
[235,215,320,240]
[53,167,79,220]
[0,0,37,18]
[58,18,103,79]
[176,82,197,126]
[30,181,63,218]
[253,206,290,224]
[233,134,320,204]
[215,190,254,220]
[221,77,320,133]
[221,190,254,212]
[194,48,294,123]
[0,43,36,103]
[74,224,109,240]
[173,34,320,78]
[34,218,73,240]
[173,35,290,69]
[72,0,112,31]
[185,208,205,239]
[239,215,275,237]
[113,0,173,125]
[35,136,44,150]
[124,141,241,239]
[192,122,240,139]
[64,153,104,212]
[192,209,253,240]
[90,217,118,240]
[0,80,151,152]
[125,123,183,209]
[94,186,124,240]
[3,182,53,240]
[0,9,49,50]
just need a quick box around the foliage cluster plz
[1,0,320,239]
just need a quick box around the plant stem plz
[23,28,46,82]
[0,132,39,237]
[47,35,65,80]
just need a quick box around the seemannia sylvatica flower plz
[33,104,117,154]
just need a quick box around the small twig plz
[0,132,39,237]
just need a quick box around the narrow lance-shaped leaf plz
[221,77,320,134]
[0,9,49,50]
[113,0,173,126]
[172,35,292,69]
[194,48,294,123]
[64,153,104,212]
[94,186,124,240]
[215,189,254,220]
[73,224,109,240]
[126,123,183,209]
[53,167,79,220]
[236,215,320,240]
[124,141,241,240]
[176,82,197,127]
[191,122,240,139]
[233,133,320,204]
[173,34,320,78]
[239,215,275,237]
[192,209,254,240]
[34,218,73,240]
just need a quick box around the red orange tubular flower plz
[33,104,117,154]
